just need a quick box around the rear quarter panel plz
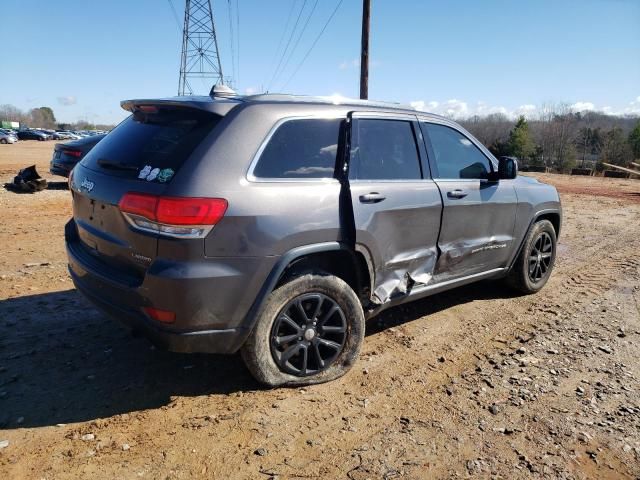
[166,103,350,258]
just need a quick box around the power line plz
[235,0,240,87]
[274,0,319,90]
[281,0,344,91]
[227,0,236,86]
[167,0,183,35]
[267,0,308,92]
[269,0,297,80]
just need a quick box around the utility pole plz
[178,0,224,96]
[359,0,370,100]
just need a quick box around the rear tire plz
[506,219,557,294]
[0,139,7,144]
[241,273,365,387]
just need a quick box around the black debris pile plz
[4,165,48,193]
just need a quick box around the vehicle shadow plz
[366,279,520,336]
[47,181,69,190]
[0,289,256,429]
[0,280,517,429]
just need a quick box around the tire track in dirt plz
[139,205,639,478]
[187,203,640,478]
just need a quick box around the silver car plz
[66,92,561,386]
[0,131,18,144]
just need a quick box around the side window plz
[253,118,341,179]
[422,123,492,179]
[351,119,422,180]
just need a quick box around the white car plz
[0,131,18,144]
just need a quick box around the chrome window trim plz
[348,178,437,184]
[246,114,345,183]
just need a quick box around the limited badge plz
[146,168,160,181]
[138,165,152,179]
[157,168,175,183]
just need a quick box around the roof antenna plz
[210,84,237,98]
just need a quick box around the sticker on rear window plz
[146,168,160,181]
[138,165,152,179]
[157,168,175,183]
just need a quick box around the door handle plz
[359,192,386,204]
[447,189,468,199]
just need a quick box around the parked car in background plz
[17,129,49,141]
[0,128,17,137]
[58,131,81,140]
[48,131,67,140]
[50,134,106,177]
[37,130,56,140]
[0,131,18,144]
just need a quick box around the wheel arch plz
[534,211,561,238]
[241,242,372,337]
[507,209,561,272]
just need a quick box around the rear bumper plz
[50,157,76,177]
[65,219,277,354]
[50,165,72,177]
[71,272,245,353]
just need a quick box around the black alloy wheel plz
[270,293,347,376]
[528,231,553,283]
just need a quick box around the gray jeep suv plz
[66,93,561,386]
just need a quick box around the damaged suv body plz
[66,93,561,386]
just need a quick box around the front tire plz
[0,138,7,144]
[507,219,557,294]
[241,273,365,387]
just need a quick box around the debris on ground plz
[4,165,47,193]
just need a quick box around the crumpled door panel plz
[371,245,438,304]
[348,181,442,305]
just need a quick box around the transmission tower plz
[178,0,224,96]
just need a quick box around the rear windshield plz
[81,107,221,182]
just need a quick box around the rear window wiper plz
[97,159,139,172]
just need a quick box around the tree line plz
[460,104,640,171]
[0,104,115,131]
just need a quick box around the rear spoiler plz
[120,96,242,116]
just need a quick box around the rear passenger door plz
[348,113,442,304]
[420,121,517,279]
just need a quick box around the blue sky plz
[1,0,639,124]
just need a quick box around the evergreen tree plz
[507,116,535,161]
[602,127,632,166]
[629,121,640,160]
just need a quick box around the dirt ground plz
[0,141,639,479]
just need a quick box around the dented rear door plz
[348,113,442,304]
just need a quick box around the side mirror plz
[497,156,518,180]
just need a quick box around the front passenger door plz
[421,121,517,280]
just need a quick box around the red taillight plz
[119,192,158,219]
[119,192,227,238]
[156,197,228,225]
[143,307,175,323]
[63,149,82,158]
